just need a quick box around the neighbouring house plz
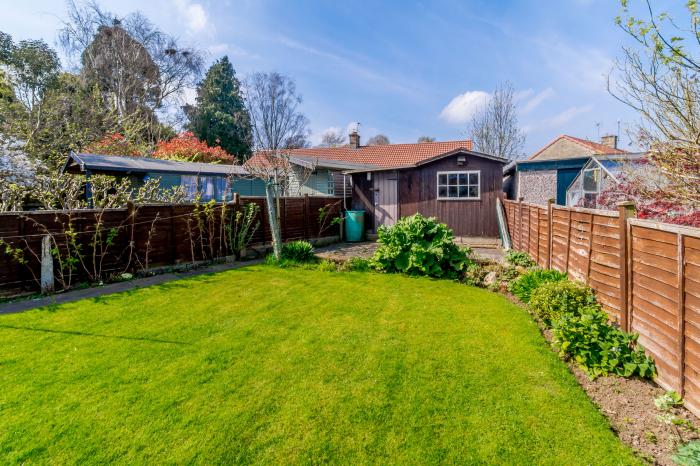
[565,153,650,208]
[62,152,265,202]
[504,134,628,205]
[246,131,476,198]
[247,131,506,237]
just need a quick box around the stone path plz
[0,259,263,315]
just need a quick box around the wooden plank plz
[632,235,679,259]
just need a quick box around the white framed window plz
[437,170,480,200]
[582,167,601,207]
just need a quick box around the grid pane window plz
[436,171,480,199]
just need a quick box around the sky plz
[0,0,680,154]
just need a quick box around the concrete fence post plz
[617,201,636,332]
[40,235,54,294]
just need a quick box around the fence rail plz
[503,199,700,416]
[0,196,348,297]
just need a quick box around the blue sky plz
[1,0,674,154]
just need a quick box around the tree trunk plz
[265,182,282,260]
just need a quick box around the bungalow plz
[504,134,628,205]
[62,152,266,201]
[247,132,507,238]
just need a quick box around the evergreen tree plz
[185,56,252,160]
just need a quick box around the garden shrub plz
[281,240,315,262]
[553,305,656,379]
[342,257,371,272]
[317,259,338,272]
[509,269,567,303]
[673,441,700,466]
[464,262,488,287]
[370,214,472,279]
[529,280,595,325]
[505,250,536,268]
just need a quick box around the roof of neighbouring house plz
[247,140,475,170]
[62,152,249,176]
[528,135,628,161]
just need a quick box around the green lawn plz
[0,266,637,465]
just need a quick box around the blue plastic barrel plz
[344,210,365,242]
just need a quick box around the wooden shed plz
[348,149,507,238]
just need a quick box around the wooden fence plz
[0,196,347,297]
[503,199,700,415]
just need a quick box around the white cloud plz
[439,91,490,124]
[523,104,593,133]
[173,0,209,33]
[520,87,556,114]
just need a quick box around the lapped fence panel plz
[503,199,700,416]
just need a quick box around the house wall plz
[531,139,594,161]
[288,167,335,196]
[517,170,557,206]
[352,154,504,237]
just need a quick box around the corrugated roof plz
[248,140,474,169]
[63,153,248,176]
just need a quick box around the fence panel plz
[503,200,700,417]
[0,196,348,297]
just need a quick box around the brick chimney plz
[349,129,360,149]
[600,134,618,150]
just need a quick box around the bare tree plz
[367,134,390,145]
[610,0,700,207]
[245,72,311,259]
[58,1,203,141]
[417,136,435,143]
[469,82,525,160]
[319,128,346,147]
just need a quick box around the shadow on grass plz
[0,324,187,345]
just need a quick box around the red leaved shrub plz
[153,132,235,164]
[597,176,699,227]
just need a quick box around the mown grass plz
[0,266,638,464]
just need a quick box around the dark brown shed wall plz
[351,154,504,237]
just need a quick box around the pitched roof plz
[529,135,628,161]
[63,153,248,176]
[248,140,474,170]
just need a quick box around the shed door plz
[373,173,398,229]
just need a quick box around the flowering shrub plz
[84,133,145,156]
[153,132,235,163]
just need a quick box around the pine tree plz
[185,56,252,160]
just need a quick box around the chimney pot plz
[349,130,360,149]
[601,134,618,150]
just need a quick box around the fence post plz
[303,194,310,240]
[40,235,54,294]
[518,197,524,250]
[547,198,554,269]
[678,232,686,396]
[127,202,137,272]
[617,201,636,332]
